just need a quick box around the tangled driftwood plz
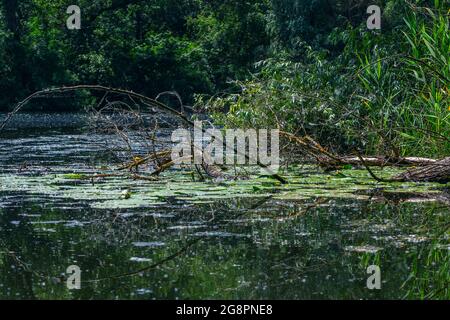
[280,131,449,183]
[2,85,448,184]
[0,85,287,183]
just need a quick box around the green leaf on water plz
[252,186,261,192]
[335,171,347,178]
[62,173,87,180]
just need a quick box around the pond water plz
[0,113,448,299]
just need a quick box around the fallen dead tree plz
[280,131,437,166]
[360,155,450,184]
[280,131,449,183]
[355,188,450,205]
[2,86,448,184]
[395,157,450,183]
[0,85,287,184]
[322,156,437,167]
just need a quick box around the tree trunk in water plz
[394,157,450,183]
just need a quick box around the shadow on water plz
[0,114,448,299]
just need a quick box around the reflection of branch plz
[84,238,202,283]
[279,198,327,221]
[82,196,273,284]
[0,240,50,282]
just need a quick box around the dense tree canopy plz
[0,0,270,109]
[0,0,407,109]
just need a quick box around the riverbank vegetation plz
[202,1,449,159]
[0,0,450,175]
[0,0,449,174]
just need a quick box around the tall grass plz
[201,1,450,158]
[357,1,450,156]
[401,3,450,155]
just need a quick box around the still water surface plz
[0,114,448,299]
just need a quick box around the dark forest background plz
[0,0,448,156]
[0,0,402,109]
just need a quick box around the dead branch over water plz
[281,131,450,183]
[1,86,449,184]
[0,85,286,183]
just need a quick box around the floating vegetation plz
[0,115,448,300]
[0,165,447,211]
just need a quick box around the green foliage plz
[349,1,450,156]
[189,0,269,84]
[0,0,269,111]
[0,0,448,157]
[203,0,450,157]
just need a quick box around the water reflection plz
[0,194,448,299]
[0,114,448,299]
